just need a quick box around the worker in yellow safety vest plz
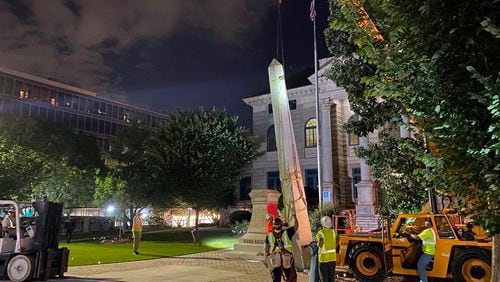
[411,220,436,282]
[132,210,143,255]
[265,217,297,282]
[316,216,337,282]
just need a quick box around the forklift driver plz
[2,208,16,238]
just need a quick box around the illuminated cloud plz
[0,0,273,101]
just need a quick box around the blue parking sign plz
[322,191,331,202]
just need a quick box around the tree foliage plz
[326,0,500,232]
[355,136,427,214]
[0,115,101,206]
[143,108,257,222]
[0,136,44,200]
[94,121,158,221]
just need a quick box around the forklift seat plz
[401,242,422,268]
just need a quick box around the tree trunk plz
[493,234,499,282]
[195,208,200,228]
[129,207,134,221]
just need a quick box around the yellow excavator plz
[334,198,492,282]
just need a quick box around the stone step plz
[355,218,381,232]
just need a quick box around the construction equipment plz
[336,213,492,281]
[0,200,69,282]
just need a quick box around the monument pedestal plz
[355,180,380,231]
[225,189,280,261]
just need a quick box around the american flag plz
[310,0,316,22]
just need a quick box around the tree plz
[327,0,499,230]
[0,115,101,205]
[143,108,257,226]
[95,121,158,224]
[325,1,427,212]
[0,136,45,200]
[326,0,499,278]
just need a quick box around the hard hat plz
[320,216,332,228]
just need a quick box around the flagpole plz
[311,0,323,208]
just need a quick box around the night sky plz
[0,0,330,127]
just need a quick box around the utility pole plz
[311,0,323,208]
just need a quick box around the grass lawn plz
[61,228,238,266]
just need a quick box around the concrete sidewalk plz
[54,250,362,282]
[62,250,286,282]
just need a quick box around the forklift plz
[0,200,69,282]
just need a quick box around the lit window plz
[348,114,360,146]
[349,132,359,146]
[305,118,317,148]
[19,90,29,99]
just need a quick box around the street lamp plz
[106,205,115,215]
[106,205,121,240]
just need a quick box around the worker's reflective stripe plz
[423,228,436,244]
[316,228,337,263]
[419,228,436,255]
[268,231,293,253]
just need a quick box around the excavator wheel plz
[6,255,33,282]
[348,243,386,282]
[452,249,491,282]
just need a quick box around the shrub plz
[229,210,252,225]
[309,205,338,235]
[230,220,249,237]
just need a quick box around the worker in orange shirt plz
[132,210,143,255]
[266,213,274,233]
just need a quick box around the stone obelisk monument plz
[268,59,312,268]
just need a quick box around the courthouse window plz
[305,118,317,148]
[267,171,281,191]
[267,125,277,152]
[348,115,360,146]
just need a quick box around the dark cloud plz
[0,0,274,102]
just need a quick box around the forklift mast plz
[33,201,63,251]
[32,200,68,281]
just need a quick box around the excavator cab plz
[392,216,427,269]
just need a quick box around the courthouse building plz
[0,66,166,150]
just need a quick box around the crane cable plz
[276,0,285,68]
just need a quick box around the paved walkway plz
[62,250,312,282]
[41,248,406,282]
